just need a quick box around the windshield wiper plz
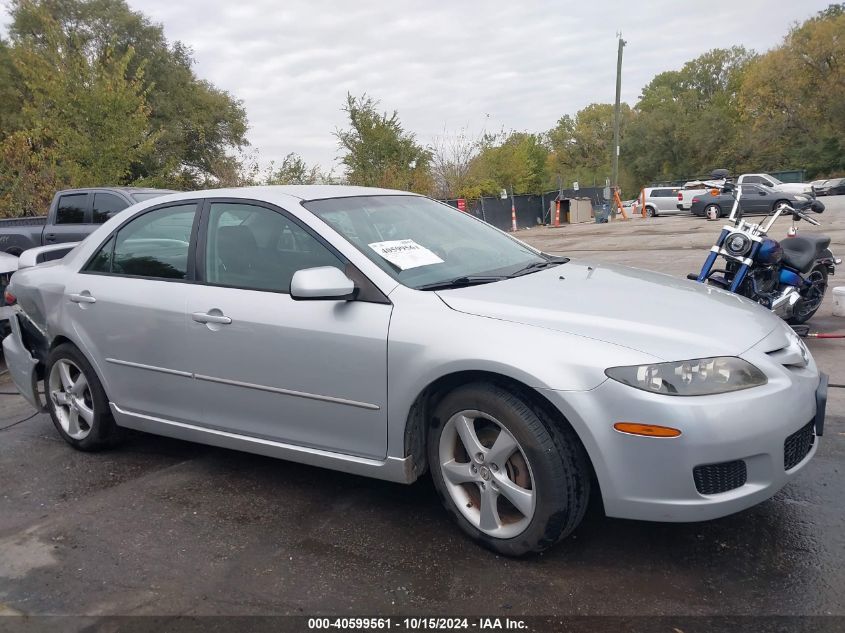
[507,256,570,278]
[416,276,507,291]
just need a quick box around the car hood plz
[436,261,780,361]
[775,183,812,194]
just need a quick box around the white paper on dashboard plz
[368,239,444,270]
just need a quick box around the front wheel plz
[788,265,828,325]
[428,383,590,556]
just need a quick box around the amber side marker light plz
[613,422,682,438]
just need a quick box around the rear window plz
[56,193,87,224]
[92,192,128,224]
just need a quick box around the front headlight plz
[605,357,767,396]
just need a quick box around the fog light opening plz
[613,422,682,438]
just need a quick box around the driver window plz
[205,202,344,293]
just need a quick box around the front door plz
[185,200,392,459]
[68,201,202,422]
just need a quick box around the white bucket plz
[833,286,845,317]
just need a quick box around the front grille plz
[693,459,748,495]
[784,420,815,471]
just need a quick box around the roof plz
[180,184,419,202]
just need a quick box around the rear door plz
[46,192,93,245]
[67,200,202,422]
[91,191,131,225]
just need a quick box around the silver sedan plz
[2,186,827,555]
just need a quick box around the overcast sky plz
[4,1,835,172]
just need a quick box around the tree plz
[466,131,549,195]
[548,103,632,189]
[265,152,321,185]
[429,127,479,198]
[624,46,755,186]
[6,0,249,188]
[335,93,434,194]
[739,5,845,176]
[0,8,154,215]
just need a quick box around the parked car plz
[642,186,682,216]
[813,177,845,196]
[690,184,808,218]
[0,250,17,337]
[0,187,174,256]
[676,179,725,212]
[3,186,826,555]
[811,179,830,195]
[736,173,814,197]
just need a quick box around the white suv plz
[642,186,682,216]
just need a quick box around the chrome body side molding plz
[110,404,415,484]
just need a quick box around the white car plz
[676,179,725,212]
[737,174,814,197]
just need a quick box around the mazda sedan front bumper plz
[540,330,824,523]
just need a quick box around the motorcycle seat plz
[780,235,831,273]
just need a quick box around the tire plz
[705,204,722,220]
[45,343,123,451]
[773,199,790,213]
[645,206,657,217]
[428,382,590,556]
[788,265,828,325]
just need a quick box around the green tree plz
[624,46,755,186]
[0,8,154,215]
[335,93,434,194]
[548,103,632,189]
[739,4,845,176]
[264,152,321,185]
[468,131,549,195]
[7,0,249,188]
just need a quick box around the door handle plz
[192,311,232,325]
[69,293,96,304]
[45,234,57,242]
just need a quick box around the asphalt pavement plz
[0,196,843,622]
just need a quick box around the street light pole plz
[611,33,626,192]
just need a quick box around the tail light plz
[692,197,700,203]
[3,290,16,306]
[678,193,683,200]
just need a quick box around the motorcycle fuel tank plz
[757,238,783,265]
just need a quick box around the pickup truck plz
[0,187,174,256]
[736,173,814,196]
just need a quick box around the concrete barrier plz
[833,286,845,317]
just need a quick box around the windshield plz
[304,195,548,289]
[130,191,173,202]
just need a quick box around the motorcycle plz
[689,173,840,324]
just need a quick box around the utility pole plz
[611,33,626,192]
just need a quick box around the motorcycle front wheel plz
[788,265,829,325]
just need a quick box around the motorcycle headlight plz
[605,357,767,396]
[725,232,751,256]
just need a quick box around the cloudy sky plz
[5,1,834,172]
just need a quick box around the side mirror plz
[290,266,356,301]
[810,200,825,213]
[759,190,767,196]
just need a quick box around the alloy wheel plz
[438,409,536,538]
[48,359,95,440]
